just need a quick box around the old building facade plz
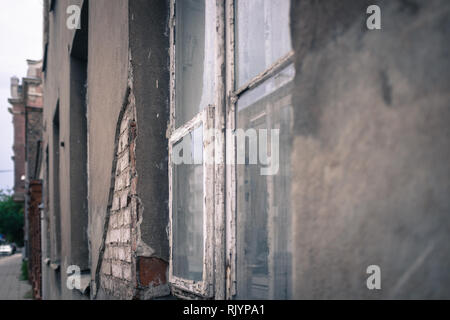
[8,60,43,203]
[8,59,44,299]
[38,0,450,300]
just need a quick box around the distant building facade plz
[38,0,450,300]
[8,77,25,202]
[8,59,44,299]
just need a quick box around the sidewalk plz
[0,254,32,300]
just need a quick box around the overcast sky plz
[0,0,43,192]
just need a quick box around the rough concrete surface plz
[291,0,450,299]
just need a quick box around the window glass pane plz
[236,65,294,299]
[172,125,204,281]
[175,0,215,127]
[236,0,292,87]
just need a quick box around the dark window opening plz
[51,103,61,264]
[69,0,89,273]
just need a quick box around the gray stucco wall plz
[290,0,450,299]
[87,0,129,296]
[42,0,129,299]
[43,0,83,300]
[129,0,170,263]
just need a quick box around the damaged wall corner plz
[128,0,171,298]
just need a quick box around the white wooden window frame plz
[169,0,294,299]
[225,0,295,299]
[168,0,224,298]
[168,106,215,297]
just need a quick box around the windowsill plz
[50,261,60,271]
[77,273,91,296]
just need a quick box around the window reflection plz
[172,125,204,281]
[175,0,215,127]
[236,0,292,87]
[236,67,294,299]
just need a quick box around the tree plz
[0,189,24,246]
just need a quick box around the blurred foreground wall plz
[290,0,450,299]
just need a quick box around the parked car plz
[0,242,15,256]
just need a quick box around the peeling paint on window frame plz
[169,0,294,300]
[168,0,226,299]
[168,106,215,298]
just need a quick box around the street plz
[0,254,31,300]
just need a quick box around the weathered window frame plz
[168,0,225,298]
[168,106,215,297]
[169,0,294,299]
[225,0,295,299]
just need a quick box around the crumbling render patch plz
[99,85,137,299]
[95,60,169,300]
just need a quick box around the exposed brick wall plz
[28,180,42,300]
[97,74,169,299]
[11,102,26,200]
[100,92,138,299]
